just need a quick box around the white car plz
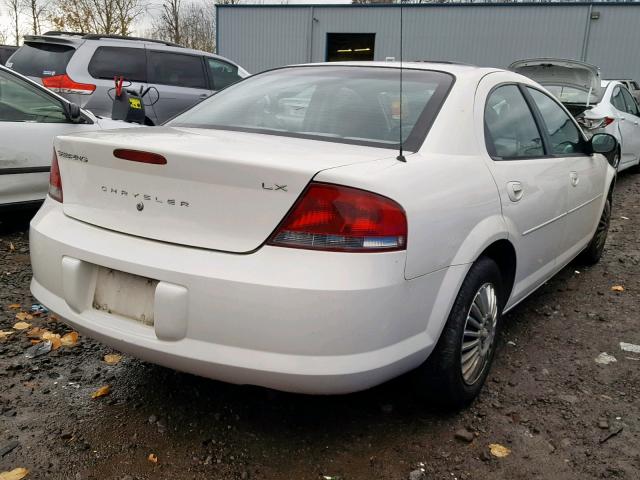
[0,64,138,212]
[29,62,617,407]
[510,59,640,173]
[580,81,640,173]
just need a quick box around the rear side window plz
[206,58,242,90]
[88,47,146,82]
[484,85,544,159]
[7,43,75,77]
[148,51,206,89]
[620,88,639,116]
[527,88,586,155]
[611,87,626,112]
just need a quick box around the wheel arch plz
[444,214,517,309]
[477,239,517,307]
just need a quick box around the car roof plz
[21,32,232,63]
[288,61,498,79]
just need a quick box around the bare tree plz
[49,0,145,35]
[150,0,215,51]
[160,0,181,44]
[4,0,20,44]
[114,0,145,36]
[22,0,49,35]
[180,1,215,51]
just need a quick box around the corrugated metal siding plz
[218,4,640,81]
[585,7,640,79]
[218,7,311,73]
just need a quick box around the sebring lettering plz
[101,186,189,207]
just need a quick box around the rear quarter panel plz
[315,71,504,280]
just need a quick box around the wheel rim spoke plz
[462,352,481,378]
[461,347,480,367]
[462,338,480,352]
[469,303,483,324]
[463,329,480,338]
[460,282,499,386]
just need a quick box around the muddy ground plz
[1,173,639,480]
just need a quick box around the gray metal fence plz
[217,3,640,80]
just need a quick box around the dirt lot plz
[1,173,639,480]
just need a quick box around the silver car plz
[6,32,249,125]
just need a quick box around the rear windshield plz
[545,85,603,105]
[168,66,454,150]
[7,42,75,77]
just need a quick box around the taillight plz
[49,150,63,203]
[578,116,615,130]
[268,182,407,252]
[42,74,96,95]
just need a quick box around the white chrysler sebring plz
[30,63,617,407]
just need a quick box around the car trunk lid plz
[55,127,394,253]
[509,58,603,107]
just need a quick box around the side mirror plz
[590,133,617,154]
[63,102,83,123]
[589,133,618,168]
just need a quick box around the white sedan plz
[580,80,640,172]
[29,62,617,407]
[510,59,640,173]
[0,64,138,212]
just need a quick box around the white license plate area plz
[93,267,159,325]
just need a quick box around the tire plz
[578,197,611,265]
[629,159,640,174]
[611,151,621,171]
[413,256,504,409]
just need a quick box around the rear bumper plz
[30,199,460,394]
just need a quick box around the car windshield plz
[545,85,602,105]
[168,66,454,150]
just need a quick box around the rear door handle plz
[570,171,579,187]
[506,181,523,202]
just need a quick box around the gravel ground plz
[1,173,639,480]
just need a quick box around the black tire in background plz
[413,256,504,409]
[579,197,612,265]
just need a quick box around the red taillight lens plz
[268,182,407,252]
[603,116,615,127]
[42,74,96,95]
[113,149,167,165]
[49,150,63,202]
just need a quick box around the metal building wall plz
[217,4,640,80]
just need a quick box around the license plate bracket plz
[93,267,158,325]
